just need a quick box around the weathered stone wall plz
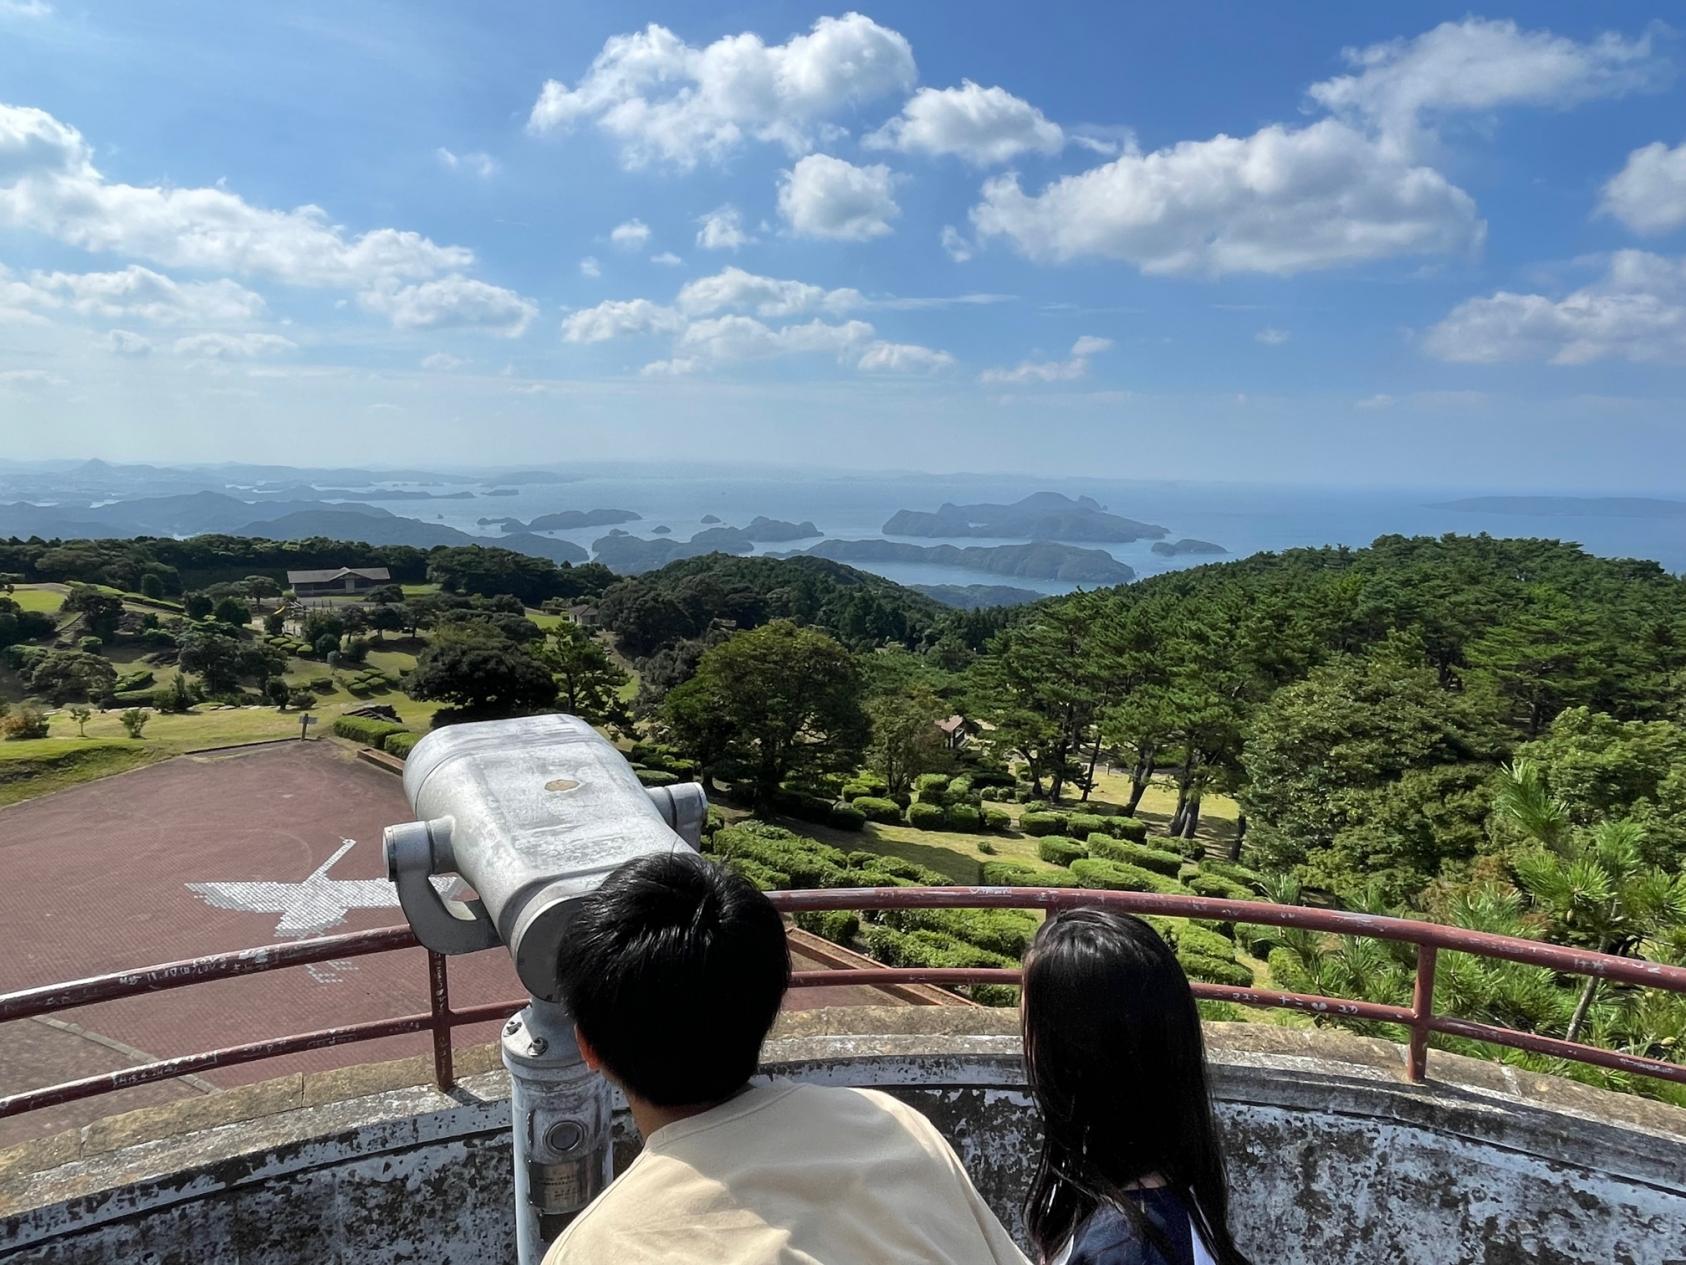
[4,1012,1683,1264]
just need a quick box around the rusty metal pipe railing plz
[3,887,1684,1122]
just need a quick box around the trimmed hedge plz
[1188,873,1258,902]
[725,857,788,892]
[861,925,1017,1007]
[913,773,950,802]
[1200,859,1264,891]
[852,796,903,824]
[1065,812,1107,837]
[981,806,1011,832]
[1069,858,1188,896]
[712,823,848,889]
[944,775,975,804]
[1037,837,1088,867]
[794,909,860,944]
[880,907,1041,958]
[1018,811,1068,837]
[1087,837,1184,876]
[332,716,409,747]
[829,802,868,832]
[635,768,678,788]
[906,801,945,830]
[1105,816,1149,842]
[384,731,420,758]
[848,853,953,886]
[981,861,1079,888]
[943,803,981,831]
[1178,953,1254,988]
[1171,922,1237,961]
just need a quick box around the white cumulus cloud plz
[1255,327,1290,346]
[650,251,683,267]
[0,264,265,324]
[358,277,537,336]
[696,205,754,251]
[971,119,1482,276]
[675,313,874,364]
[0,103,473,287]
[1424,251,1686,365]
[865,80,1063,165]
[0,368,64,386]
[561,298,684,343]
[610,218,652,250]
[981,334,1113,384]
[676,266,862,319]
[579,256,602,278]
[1307,18,1665,145]
[173,332,298,360]
[856,340,954,373]
[420,352,468,371]
[526,13,916,169]
[778,154,899,241]
[1600,139,1686,236]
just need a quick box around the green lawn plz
[0,738,166,809]
[10,586,65,615]
[526,608,565,631]
[400,583,439,598]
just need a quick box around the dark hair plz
[1021,908,1251,1265]
[557,850,790,1107]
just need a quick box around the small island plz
[883,491,1167,543]
[483,487,519,497]
[527,508,642,530]
[592,527,754,574]
[700,513,722,524]
[740,516,822,542]
[652,524,672,535]
[477,515,527,531]
[1151,538,1228,557]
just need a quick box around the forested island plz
[883,491,1167,543]
[1151,538,1227,557]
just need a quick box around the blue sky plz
[1,2,1683,489]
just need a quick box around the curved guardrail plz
[3,887,1683,1121]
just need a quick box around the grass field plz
[9,587,65,615]
[0,739,167,808]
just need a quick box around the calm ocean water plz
[381,469,1686,596]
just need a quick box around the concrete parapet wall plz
[3,1012,1683,1264]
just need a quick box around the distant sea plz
[363,470,1686,596]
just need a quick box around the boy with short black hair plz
[544,849,1029,1265]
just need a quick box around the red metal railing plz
[4,887,1684,1123]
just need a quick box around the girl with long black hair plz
[1020,908,1253,1265]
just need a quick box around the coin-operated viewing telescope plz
[384,714,707,1263]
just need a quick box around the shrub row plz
[793,910,861,944]
[1036,837,1088,866]
[1019,810,1147,842]
[879,907,1041,959]
[860,925,1017,1007]
[332,716,409,747]
[1087,837,1183,876]
[980,861,1079,888]
[384,731,420,759]
[1068,857,1188,896]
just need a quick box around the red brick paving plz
[0,741,892,1147]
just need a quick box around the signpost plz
[299,713,316,742]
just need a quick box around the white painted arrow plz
[186,838,400,937]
